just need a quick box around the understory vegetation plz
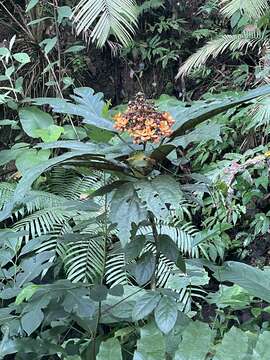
[1,0,270,359]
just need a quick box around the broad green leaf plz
[110,183,147,246]
[213,327,249,360]
[134,252,155,286]
[169,85,270,138]
[15,284,40,305]
[0,47,10,58]
[207,285,252,310]
[134,322,166,360]
[136,175,183,219]
[132,291,161,321]
[34,124,64,142]
[62,125,87,140]
[5,66,15,78]
[97,338,122,360]
[90,285,108,302]
[19,107,54,138]
[212,261,270,303]
[15,149,50,175]
[57,6,72,24]
[21,309,44,335]
[32,87,115,131]
[166,262,209,290]
[154,296,178,334]
[26,0,39,12]
[101,285,146,323]
[63,288,96,319]
[174,321,212,360]
[171,122,221,148]
[13,53,31,64]
[64,45,86,53]
[252,331,270,359]
[40,37,57,55]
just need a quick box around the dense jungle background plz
[2,0,270,359]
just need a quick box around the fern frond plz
[176,31,266,78]
[72,0,138,47]
[220,0,269,19]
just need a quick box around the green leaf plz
[134,322,166,360]
[27,17,52,26]
[13,53,31,64]
[174,321,212,360]
[171,122,221,148]
[57,6,72,23]
[136,176,183,219]
[132,291,161,321]
[169,85,270,139]
[62,125,87,140]
[21,309,44,335]
[34,124,64,142]
[26,0,39,12]
[253,331,270,359]
[134,252,155,286]
[15,284,40,305]
[154,296,178,334]
[110,183,147,246]
[15,149,50,175]
[90,285,108,302]
[64,45,86,53]
[63,288,96,319]
[97,338,122,360]
[0,150,89,221]
[212,261,270,303]
[19,107,54,138]
[213,327,249,360]
[32,87,115,131]
[207,285,252,310]
[40,37,57,55]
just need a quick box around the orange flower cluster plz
[113,93,175,144]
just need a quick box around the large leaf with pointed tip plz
[33,87,115,131]
[174,321,212,360]
[134,322,166,360]
[135,175,183,219]
[97,338,122,360]
[168,85,270,138]
[110,183,147,246]
[212,261,270,303]
[213,326,249,360]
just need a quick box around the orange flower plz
[113,93,175,144]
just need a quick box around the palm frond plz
[105,245,130,286]
[176,31,266,78]
[72,0,138,47]
[65,235,106,283]
[139,224,199,257]
[220,0,269,19]
[47,168,99,199]
[12,207,74,242]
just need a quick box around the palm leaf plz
[176,31,266,78]
[72,0,138,47]
[220,0,269,19]
[65,235,106,283]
